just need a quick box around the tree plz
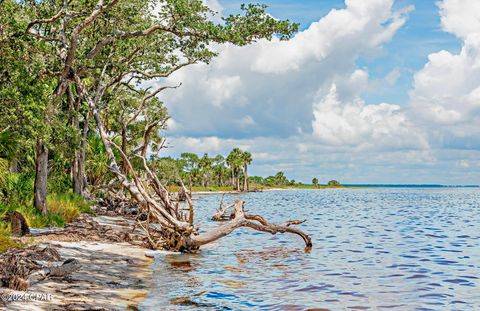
[181,153,200,188]
[327,180,341,187]
[4,0,310,252]
[241,151,252,192]
[312,178,319,186]
[198,153,214,187]
[212,155,227,187]
[0,1,58,214]
[274,171,288,186]
[227,148,243,191]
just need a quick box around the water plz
[139,188,480,310]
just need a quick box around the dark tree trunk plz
[73,112,89,196]
[236,169,240,191]
[34,139,48,215]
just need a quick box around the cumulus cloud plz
[160,0,412,141]
[312,83,427,150]
[409,0,480,149]
[153,0,480,183]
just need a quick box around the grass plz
[0,222,20,253]
[0,193,94,229]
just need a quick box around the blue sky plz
[158,0,480,185]
[221,0,462,106]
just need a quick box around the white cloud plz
[160,0,412,141]
[384,67,401,85]
[409,0,480,149]
[153,0,480,183]
[312,82,427,149]
[438,0,480,40]
[207,75,242,107]
[236,115,255,127]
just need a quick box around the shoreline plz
[1,216,153,310]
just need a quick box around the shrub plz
[327,180,342,187]
[0,222,20,253]
[47,172,72,195]
[0,194,93,229]
[0,173,34,206]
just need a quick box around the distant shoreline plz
[342,184,479,188]
[190,184,479,195]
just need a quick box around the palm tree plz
[212,155,226,186]
[198,153,213,187]
[226,148,243,190]
[226,152,235,189]
[275,171,287,186]
[241,151,252,192]
[180,153,199,188]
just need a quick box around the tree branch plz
[194,200,312,250]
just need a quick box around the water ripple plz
[140,188,480,310]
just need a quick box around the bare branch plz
[26,9,65,33]
[125,83,181,127]
[195,200,312,250]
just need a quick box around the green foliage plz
[0,158,8,187]
[86,135,110,188]
[327,180,342,187]
[48,172,72,195]
[0,173,34,206]
[312,178,319,186]
[0,223,20,253]
[0,193,92,229]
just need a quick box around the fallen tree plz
[76,72,312,253]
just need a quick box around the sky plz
[156,0,480,185]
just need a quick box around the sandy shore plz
[1,216,153,311]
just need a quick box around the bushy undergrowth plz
[0,223,20,253]
[0,172,34,206]
[0,193,93,229]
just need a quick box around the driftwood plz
[0,246,79,291]
[28,259,81,286]
[212,194,235,221]
[73,74,312,253]
[199,200,312,249]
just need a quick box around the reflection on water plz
[140,188,480,310]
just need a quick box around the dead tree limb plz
[28,259,81,286]
[212,202,235,221]
[196,200,312,250]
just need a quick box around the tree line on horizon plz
[152,149,304,191]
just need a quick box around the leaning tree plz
[22,0,312,252]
